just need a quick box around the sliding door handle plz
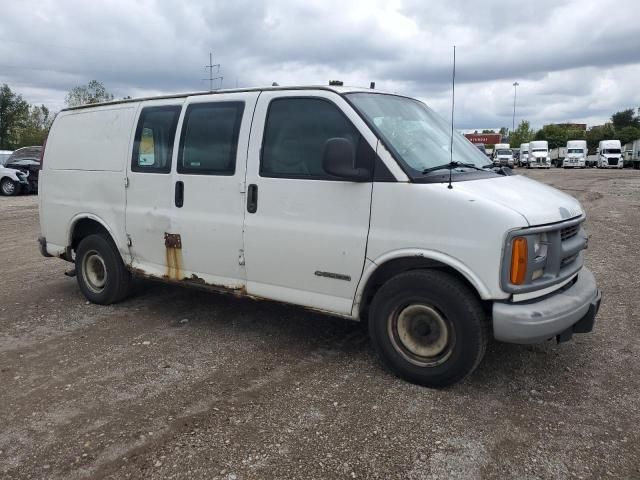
[175,181,184,208]
[247,184,258,213]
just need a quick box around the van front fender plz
[352,249,494,318]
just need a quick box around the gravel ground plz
[1,168,639,479]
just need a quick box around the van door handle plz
[247,184,258,213]
[175,181,184,208]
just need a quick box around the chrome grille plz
[561,224,579,241]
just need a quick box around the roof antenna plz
[448,45,456,190]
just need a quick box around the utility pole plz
[203,52,222,91]
[512,81,519,135]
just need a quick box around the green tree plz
[0,84,29,149]
[611,108,639,129]
[617,126,640,146]
[534,124,567,149]
[65,80,114,107]
[15,105,54,147]
[481,129,495,134]
[586,124,615,153]
[565,128,585,141]
[509,120,535,147]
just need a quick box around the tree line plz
[0,81,115,150]
[509,108,640,153]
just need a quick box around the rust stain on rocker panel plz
[164,232,183,280]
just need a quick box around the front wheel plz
[76,234,131,304]
[0,178,19,196]
[368,270,488,387]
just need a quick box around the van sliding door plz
[168,92,260,287]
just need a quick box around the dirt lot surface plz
[1,169,639,479]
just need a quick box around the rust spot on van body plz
[164,233,183,280]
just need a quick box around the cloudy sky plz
[1,0,638,130]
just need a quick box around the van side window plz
[261,97,364,179]
[132,106,181,173]
[178,102,244,175]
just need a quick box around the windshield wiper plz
[422,161,491,174]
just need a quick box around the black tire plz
[76,234,131,304]
[368,270,488,388]
[0,178,19,196]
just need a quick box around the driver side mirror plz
[323,138,371,182]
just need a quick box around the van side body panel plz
[40,105,137,259]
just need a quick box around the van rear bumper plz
[492,268,601,344]
[38,237,71,260]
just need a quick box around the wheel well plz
[71,218,112,252]
[359,257,485,320]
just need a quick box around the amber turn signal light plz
[510,237,528,285]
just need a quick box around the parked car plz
[4,159,39,193]
[5,147,41,193]
[0,164,29,196]
[38,85,601,387]
[0,150,13,166]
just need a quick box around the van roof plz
[60,85,388,112]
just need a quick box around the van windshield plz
[346,93,492,176]
[603,148,621,154]
[532,148,547,152]
[567,149,584,154]
[496,149,512,155]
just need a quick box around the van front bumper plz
[492,268,601,344]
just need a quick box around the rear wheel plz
[368,270,488,387]
[76,234,131,304]
[0,178,19,196]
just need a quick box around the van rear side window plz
[177,102,244,175]
[132,106,181,173]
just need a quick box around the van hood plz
[455,175,584,226]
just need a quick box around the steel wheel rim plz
[388,303,455,367]
[82,250,107,293]
[2,180,15,195]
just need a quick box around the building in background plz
[463,133,502,145]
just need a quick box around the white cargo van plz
[38,85,601,387]
[528,140,550,168]
[519,143,529,167]
[493,143,514,167]
[563,140,587,168]
[597,140,623,168]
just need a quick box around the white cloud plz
[0,0,638,128]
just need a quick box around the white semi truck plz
[597,140,622,169]
[493,143,514,167]
[519,143,529,167]
[563,140,587,168]
[528,140,550,168]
